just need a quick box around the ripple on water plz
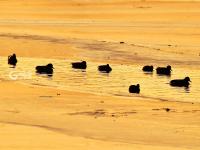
[0,57,199,103]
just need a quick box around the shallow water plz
[0,57,199,103]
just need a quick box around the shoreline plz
[19,80,198,105]
[0,33,199,66]
[0,81,200,149]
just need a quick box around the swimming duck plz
[156,65,172,75]
[98,64,112,73]
[170,77,191,87]
[72,61,87,69]
[142,65,153,72]
[8,53,17,66]
[36,63,54,74]
[129,84,140,94]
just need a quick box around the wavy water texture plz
[0,57,199,102]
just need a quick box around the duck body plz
[156,65,171,75]
[129,84,140,94]
[170,77,191,87]
[142,65,153,72]
[8,53,17,66]
[36,63,54,74]
[72,61,87,69]
[98,64,112,73]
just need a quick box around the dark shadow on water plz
[47,74,53,78]
[184,87,191,93]
[98,72,110,77]
[143,72,153,76]
[170,85,191,93]
[36,73,53,78]
[156,74,171,78]
[71,69,86,73]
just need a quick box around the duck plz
[170,77,191,87]
[142,65,153,72]
[72,61,87,69]
[98,64,112,73]
[8,53,17,66]
[129,84,140,94]
[156,65,172,75]
[36,63,54,74]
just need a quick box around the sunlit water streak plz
[0,57,199,102]
[0,20,200,28]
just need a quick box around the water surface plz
[0,57,199,103]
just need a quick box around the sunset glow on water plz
[0,57,199,103]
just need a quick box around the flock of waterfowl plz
[7,53,191,94]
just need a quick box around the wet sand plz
[0,0,200,149]
[0,81,200,149]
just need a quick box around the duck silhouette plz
[72,61,87,69]
[170,77,191,87]
[98,64,112,73]
[129,84,140,94]
[156,65,172,75]
[142,65,153,72]
[36,63,54,74]
[8,53,17,66]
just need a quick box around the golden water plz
[0,57,199,102]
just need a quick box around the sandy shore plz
[0,0,200,65]
[0,81,200,149]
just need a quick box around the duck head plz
[167,65,172,70]
[184,77,191,82]
[47,63,54,69]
